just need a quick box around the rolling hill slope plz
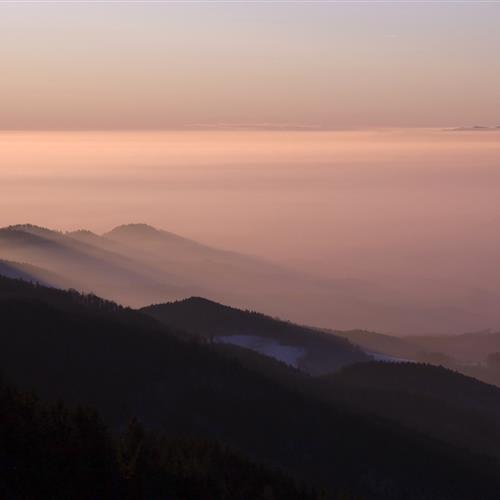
[329,328,422,360]
[142,297,369,375]
[0,375,314,500]
[320,361,500,460]
[0,223,485,334]
[0,275,499,499]
[408,330,500,364]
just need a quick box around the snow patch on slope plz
[367,350,416,363]
[216,334,306,368]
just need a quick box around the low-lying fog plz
[1,128,500,335]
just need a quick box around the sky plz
[1,1,500,130]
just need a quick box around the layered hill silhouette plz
[143,296,500,461]
[142,297,368,375]
[0,223,488,334]
[408,329,500,364]
[0,224,194,305]
[333,326,500,389]
[321,362,500,461]
[330,328,422,360]
[0,259,66,287]
[2,275,500,498]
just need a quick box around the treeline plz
[142,297,368,375]
[0,376,316,500]
[0,274,159,332]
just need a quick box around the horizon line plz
[0,125,480,133]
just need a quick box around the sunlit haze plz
[2,128,500,334]
[1,2,500,334]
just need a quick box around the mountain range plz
[4,223,500,497]
[0,223,491,335]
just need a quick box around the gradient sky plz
[1,1,500,129]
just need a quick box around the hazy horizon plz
[1,1,500,334]
[2,128,500,334]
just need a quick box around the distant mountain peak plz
[69,229,96,236]
[106,223,160,237]
[166,296,253,314]
[2,225,64,242]
[180,296,223,306]
[66,229,103,244]
[448,125,500,132]
[104,223,209,249]
[6,223,59,235]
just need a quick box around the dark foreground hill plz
[1,276,500,499]
[142,297,369,375]
[0,377,314,500]
[320,362,500,461]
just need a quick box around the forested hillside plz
[142,297,368,375]
[1,276,500,498]
[0,376,314,500]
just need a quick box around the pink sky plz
[1,3,499,129]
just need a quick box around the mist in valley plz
[1,128,500,335]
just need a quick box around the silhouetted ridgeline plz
[1,276,500,498]
[320,362,500,460]
[334,326,500,389]
[0,258,69,288]
[0,222,486,334]
[408,330,500,364]
[331,328,422,360]
[142,297,369,375]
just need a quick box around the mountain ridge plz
[0,222,489,334]
[142,296,369,375]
